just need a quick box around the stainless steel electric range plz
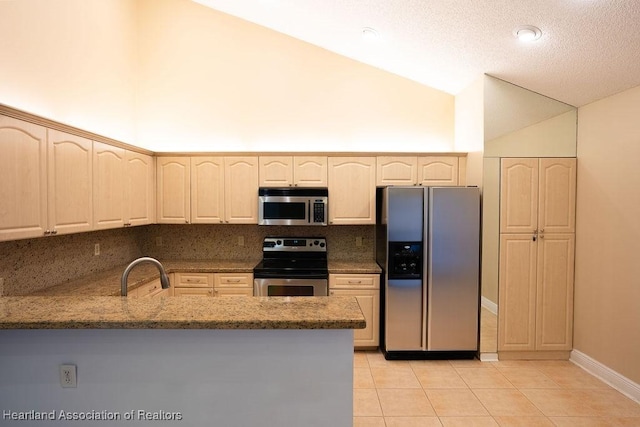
[253,237,328,296]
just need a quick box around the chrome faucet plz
[121,257,170,296]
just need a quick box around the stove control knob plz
[276,240,282,246]
[320,242,325,248]
[314,240,319,246]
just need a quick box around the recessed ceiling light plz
[361,27,379,41]
[513,25,542,42]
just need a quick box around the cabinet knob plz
[330,291,334,296]
[51,229,58,235]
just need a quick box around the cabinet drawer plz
[136,279,165,298]
[174,287,214,297]
[214,273,253,288]
[329,274,380,289]
[174,272,213,288]
[215,288,254,297]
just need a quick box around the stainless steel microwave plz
[258,187,328,226]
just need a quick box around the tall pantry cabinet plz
[498,158,576,357]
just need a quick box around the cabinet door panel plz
[0,116,47,241]
[48,130,93,235]
[224,157,258,224]
[376,156,417,186]
[536,234,574,350]
[157,157,190,223]
[125,151,155,226]
[539,158,576,233]
[331,289,379,348]
[259,156,292,187]
[500,158,538,233]
[93,141,125,230]
[498,234,537,351]
[417,156,458,186]
[191,157,224,224]
[293,156,327,187]
[328,157,375,225]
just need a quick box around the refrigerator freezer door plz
[387,187,423,242]
[427,187,480,351]
[385,279,423,350]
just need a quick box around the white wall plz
[135,0,455,152]
[574,84,640,384]
[0,0,138,143]
[0,329,353,426]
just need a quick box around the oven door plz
[254,278,328,297]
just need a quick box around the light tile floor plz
[354,350,640,426]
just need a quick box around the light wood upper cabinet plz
[417,156,459,186]
[259,156,292,187]
[501,158,576,234]
[293,156,327,187]
[376,156,417,186]
[191,157,225,224]
[328,157,376,225]
[0,116,48,241]
[500,158,539,233]
[157,157,190,224]
[224,157,258,224]
[93,141,125,230]
[48,129,93,235]
[259,156,327,187]
[539,158,576,233]
[125,151,155,226]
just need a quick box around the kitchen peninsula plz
[0,295,365,426]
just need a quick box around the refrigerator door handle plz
[421,187,429,351]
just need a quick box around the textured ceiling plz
[193,0,640,107]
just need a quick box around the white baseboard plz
[481,297,498,315]
[480,352,498,362]
[570,349,640,403]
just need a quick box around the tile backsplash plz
[0,224,374,295]
[0,228,145,296]
[140,224,375,261]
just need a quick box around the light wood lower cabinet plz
[329,273,380,349]
[171,272,253,297]
[214,273,253,297]
[173,272,214,297]
[128,278,172,298]
[498,233,575,353]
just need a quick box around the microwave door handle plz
[307,200,312,224]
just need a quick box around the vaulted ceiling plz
[194,0,640,107]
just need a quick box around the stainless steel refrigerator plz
[376,186,480,359]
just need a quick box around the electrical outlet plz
[355,236,363,247]
[59,364,77,388]
[238,236,245,246]
[94,243,100,256]
[156,236,163,246]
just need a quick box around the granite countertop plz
[328,260,381,274]
[0,296,366,330]
[27,259,381,297]
[27,260,261,297]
